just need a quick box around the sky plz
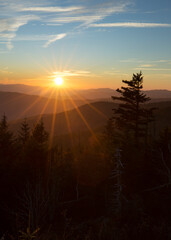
[0,0,171,90]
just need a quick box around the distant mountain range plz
[0,84,171,122]
[0,84,171,100]
[9,101,171,140]
[0,84,44,96]
[0,91,84,120]
[9,102,115,136]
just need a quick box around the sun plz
[54,77,63,86]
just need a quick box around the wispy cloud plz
[43,33,67,48]
[135,68,171,71]
[21,6,83,13]
[153,60,171,63]
[49,3,128,26]
[14,34,58,41]
[50,16,103,24]
[0,15,39,49]
[0,15,39,33]
[51,70,91,77]
[46,23,62,26]
[139,64,154,68]
[120,58,143,63]
[121,59,171,63]
[0,32,16,50]
[0,1,136,49]
[90,22,171,28]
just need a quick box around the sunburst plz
[54,77,63,86]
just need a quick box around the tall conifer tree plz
[112,72,154,146]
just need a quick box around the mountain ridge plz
[9,101,171,140]
[0,84,171,99]
[0,91,84,120]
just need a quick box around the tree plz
[0,114,16,210]
[112,72,154,146]
[31,118,48,146]
[18,118,30,145]
[0,114,14,160]
[27,119,49,181]
[109,72,156,197]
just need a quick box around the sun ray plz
[63,89,100,144]
[49,88,60,149]
[17,86,53,120]
[61,93,74,148]
[69,88,108,120]
[34,87,56,127]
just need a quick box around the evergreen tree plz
[0,114,15,205]
[0,114,13,159]
[18,118,30,145]
[109,72,156,198]
[31,118,48,145]
[112,72,154,146]
[26,119,49,181]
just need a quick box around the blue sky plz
[0,0,171,89]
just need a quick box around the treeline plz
[0,73,171,239]
[0,114,110,239]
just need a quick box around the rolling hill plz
[0,91,85,120]
[9,101,171,140]
[0,84,171,100]
[9,101,115,135]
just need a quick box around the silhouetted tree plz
[31,118,48,146]
[26,119,49,182]
[107,73,156,201]
[112,72,154,146]
[0,114,16,226]
[18,118,30,145]
[0,114,14,160]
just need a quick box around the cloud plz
[135,68,171,71]
[121,59,171,63]
[6,41,14,50]
[0,15,39,33]
[50,15,104,24]
[52,70,91,77]
[0,32,16,49]
[120,58,143,63]
[49,3,128,26]
[46,23,62,26]
[0,15,39,49]
[43,33,67,47]
[20,6,83,13]
[153,60,171,63]
[13,34,53,41]
[139,64,154,68]
[0,0,130,49]
[90,22,171,28]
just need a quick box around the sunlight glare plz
[54,77,63,86]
